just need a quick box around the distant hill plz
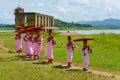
[0,24,14,30]
[0,24,14,28]
[54,19,92,28]
[77,18,120,28]
[0,19,93,28]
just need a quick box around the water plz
[0,30,120,34]
[0,30,15,32]
[59,30,120,34]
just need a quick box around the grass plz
[0,50,113,80]
[0,32,120,80]
[0,27,14,30]
[0,27,120,31]
[0,64,109,80]
[50,33,120,74]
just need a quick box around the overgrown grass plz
[0,32,120,80]
[52,33,120,73]
[0,62,111,79]
[0,50,113,80]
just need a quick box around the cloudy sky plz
[0,0,120,24]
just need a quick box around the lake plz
[0,30,15,32]
[58,30,120,34]
[0,30,120,34]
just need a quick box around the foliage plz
[54,19,93,28]
[0,24,14,30]
[0,24,14,28]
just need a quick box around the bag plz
[88,48,92,53]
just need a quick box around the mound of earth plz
[60,31,78,36]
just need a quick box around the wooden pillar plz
[44,16,46,27]
[43,16,45,27]
[47,17,49,27]
[44,16,47,31]
[50,17,52,27]
[49,17,51,27]
[41,16,44,27]
[37,15,39,27]
[35,14,37,27]
[52,17,54,27]
[46,17,48,27]
[48,17,50,27]
[41,16,42,27]
[45,16,47,27]
[38,15,41,27]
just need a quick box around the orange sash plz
[47,36,54,42]
[82,46,89,50]
[28,35,33,42]
[34,35,40,42]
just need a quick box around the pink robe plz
[23,34,29,54]
[45,35,54,60]
[80,46,89,69]
[14,32,22,52]
[26,34,33,55]
[66,42,74,63]
[32,35,37,54]
[33,36,43,56]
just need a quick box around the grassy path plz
[0,32,120,80]
[0,40,9,51]
[0,44,120,80]
[0,44,9,51]
[51,62,120,79]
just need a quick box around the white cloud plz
[0,12,14,24]
[29,3,44,7]
[1,0,120,24]
[37,3,44,7]
[2,13,13,19]
[57,5,67,13]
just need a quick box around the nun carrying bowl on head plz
[74,37,93,71]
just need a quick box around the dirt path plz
[88,68,120,79]
[0,45,120,79]
[54,63,120,80]
[60,32,78,36]
[53,62,120,80]
[0,45,9,51]
[0,42,9,51]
